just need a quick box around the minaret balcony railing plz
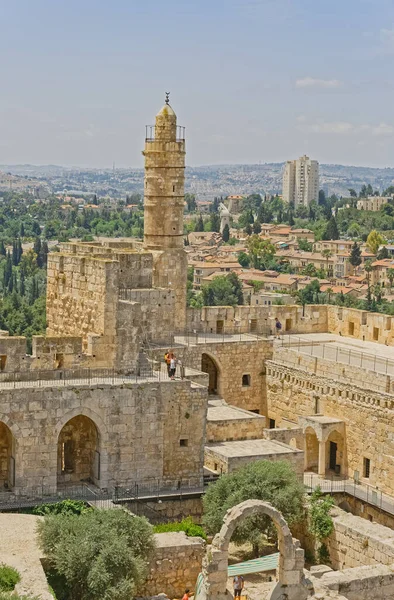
[145,125,185,142]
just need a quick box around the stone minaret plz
[143,95,187,330]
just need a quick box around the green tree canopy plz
[366,230,386,255]
[322,217,339,240]
[203,461,305,556]
[201,273,244,307]
[246,235,276,269]
[37,509,155,600]
[349,242,362,268]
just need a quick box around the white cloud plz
[300,119,394,137]
[308,121,354,134]
[295,77,342,89]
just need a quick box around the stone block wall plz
[321,564,394,600]
[204,444,304,476]
[327,507,394,569]
[2,378,207,493]
[186,304,328,335]
[120,288,176,344]
[327,306,394,346]
[266,360,394,495]
[206,413,267,443]
[180,339,273,413]
[139,532,205,598]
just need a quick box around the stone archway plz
[202,353,220,395]
[57,415,100,488]
[0,421,15,490]
[202,500,310,600]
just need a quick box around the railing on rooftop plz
[145,124,185,142]
[278,334,394,376]
[304,472,394,516]
[0,363,184,388]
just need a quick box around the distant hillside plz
[1,163,394,200]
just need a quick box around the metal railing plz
[0,478,206,513]
[279,334,394,376]
[304,473,394,516]
[145,124,185,142]
[0,363,184,389]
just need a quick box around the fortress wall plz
[46,252,118,343]
[327,306,394,345]
[180,340,273,414]
[266,360,394,496]
[120,288,176,344]
[273,346,392,395]
[2,379,207,493]
[186,304,328,335]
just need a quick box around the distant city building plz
[357,197,390,211]
[282,155,319,207]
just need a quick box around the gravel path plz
[0,513,52,599]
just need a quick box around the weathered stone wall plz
[321,564,394,600]
[140,532,205,598]
[204,443,304,476]
[187,304,328,335]
[334,493,394,529]
[266,359,394,495]
[327,507,394,569]
[2,378,207,493]
[128,497,203,523]
[179,340,273,413]
[120,288,176,344]
[327,306,394,346]
[206,412,267,443]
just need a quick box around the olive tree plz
[37,509,155,600]
[203,460,305,556]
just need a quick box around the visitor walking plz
[170,353,177,380]
[164,350,171,376]
[233,575,244,598]
[182,589,192,600]
[274,317,282,339]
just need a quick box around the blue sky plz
[1,0,394,168]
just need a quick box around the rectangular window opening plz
[363,457,370,478]
[269,418,276,429]
[180,439,188,447]
[242,374,251,386]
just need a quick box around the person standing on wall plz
[274,317,282,339]
[170,353,177,380]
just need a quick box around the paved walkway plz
[279,333,394,376]
[0,513,52,600]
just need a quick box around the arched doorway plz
[57,415,100,488]
[201,353,220,395]
[0,422,14,490]
[202,500,309,600]
[326,429,346,475]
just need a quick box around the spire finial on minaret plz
[165,92,170,105]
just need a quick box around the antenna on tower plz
[165,92,170,105]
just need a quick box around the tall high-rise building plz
[282,155,319,207]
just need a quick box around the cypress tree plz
[17,238,23,264]
[222,224,230,242]
[0,240,6,257]
[12,240,18,266]
[349,242,362,268]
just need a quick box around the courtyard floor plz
[0,513,52,599]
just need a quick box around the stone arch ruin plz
[202,499,310,600]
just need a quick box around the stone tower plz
[143,96,187,330]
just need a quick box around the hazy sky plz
[1,0,394,168]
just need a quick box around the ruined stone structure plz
[202,500,310,600]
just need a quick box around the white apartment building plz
[282,155,319,207]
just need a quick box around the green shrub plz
[153,517,207,540]
[32,500,91,516]
[0,564,20,591]
[37,509,155,600]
